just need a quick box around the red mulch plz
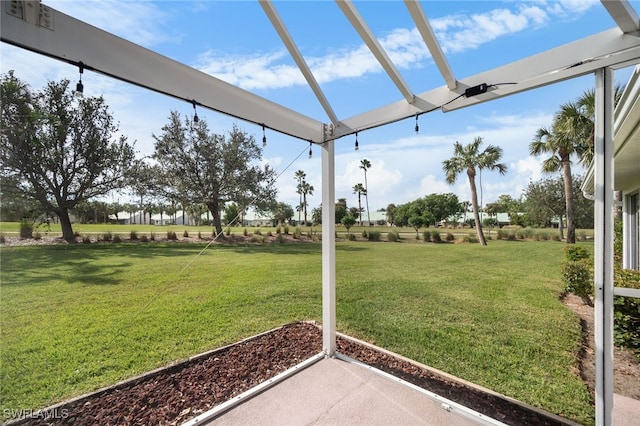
[10,322,577,426]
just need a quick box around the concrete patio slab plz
[205,357,489,426]
[614,394,640,426]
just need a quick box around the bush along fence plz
[561,222,640,360]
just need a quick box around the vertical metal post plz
[593,67,615,426]
[321,140,336,356]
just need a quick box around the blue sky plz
[1,0,638,214]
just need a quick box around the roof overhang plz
[583,65,640,196]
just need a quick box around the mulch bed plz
[8,322,578,426]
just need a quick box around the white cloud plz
[47,0,176,47]
[192,2,593,90]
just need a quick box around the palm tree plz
[294,170,306,225]
[461,201,471,226]
[352,183,366,226]
[385,203,396,226]
[530,99,594,244]
[299,180,314,226]
[360,159,372,226]
[442,137,507,246]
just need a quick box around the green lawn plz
[0,240,594,424]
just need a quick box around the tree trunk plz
[358,193,362,226]
[558,215,564,240]
[58,206,76,243]
[207,201,225,239]
[303,194,308,226]
[562,160,576,243]
[364,172,371,227]
[467,169,487,246]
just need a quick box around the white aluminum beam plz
[601,0,640,34]
[0,3,325,143]
[322,140,336,357]
[593,67,615,426]
[332,27,640,139]
[260,0,340,127]
[404,0,457,90]
[336,0,415,104]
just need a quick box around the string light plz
[414,114,419,134]
[75,62,84,97]
[192,100,199,123]
[355,131,359,151]
[262,124,267,147]
[308,141,313,159]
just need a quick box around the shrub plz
[284,225,290,235]
[82,235,91,244]
[564,245,590,261]
[276,233,285,244]
[140,234,149,242]
[463,235,478,244]
[387,231,399,242]
[551,234,561,241]
[113,234,122,243]
[367,230,381,241]
[130,230,138,240]
[254,229,262,235]
[422,231,431,242]
[243,228,249,237]
[431,230,441,243]
[268,231,273,237]
[276,225,282,234]
[102,232,113,242]
[225,227,231,236]
[167,231,177,241]
[348,233,356,241]
[614,269,640,358]
[445,232,455,242]
[497,229,508,240]
[33,231,42,240]
[249,235,264,243]
[150,232,156,241]
[198,231,203,239]
[562,246,593,305]
[19,220,33,239]
[362,230,368,239]
[0,234,5,244]
[183,230,189,238]
[293,227,302,239]
[516,227,535,240]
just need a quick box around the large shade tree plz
[152,111,277,237]
[0,72,135,242]
[442,137,507,246]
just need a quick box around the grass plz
[0,240,594,424]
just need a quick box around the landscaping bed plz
[9,322,580,426]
